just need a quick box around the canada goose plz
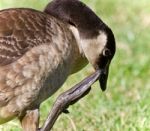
[0,0,115,130]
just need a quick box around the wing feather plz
[0,8,47,66]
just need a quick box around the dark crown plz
[44,0,107,38]
[44,0,115,56]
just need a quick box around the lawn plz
[0,0,150,131]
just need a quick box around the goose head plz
[44,0,116,91]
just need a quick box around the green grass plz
[0,0,150,130]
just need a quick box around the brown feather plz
[0,9,48,66]
[0,8,86,125]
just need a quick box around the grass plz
[0,0,150,130]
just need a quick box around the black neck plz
[44,0,107,38]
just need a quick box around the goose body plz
[0,0,116,130]
[0,8,87,123]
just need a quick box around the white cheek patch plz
[80,32,107,65]
[97,32,107,49]
[69,25,83,54]
[69,26,107,66]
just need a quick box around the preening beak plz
[96,60,110,91]
[99,66,109,91]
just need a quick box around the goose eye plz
[103,48,111,57]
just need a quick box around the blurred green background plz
[0,0,150,131]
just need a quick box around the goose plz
[0,0,116,130]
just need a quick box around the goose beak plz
[96,61,110,91]
[98,66,109,91]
